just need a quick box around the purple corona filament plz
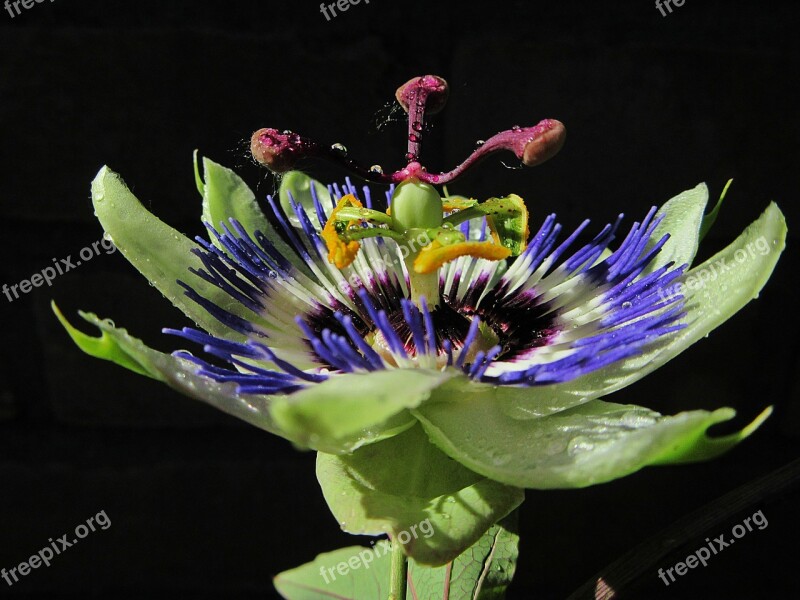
[250,75,566,185]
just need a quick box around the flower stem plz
[388,538,408,600]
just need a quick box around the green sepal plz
[316,424,524,566]
[192,150,205,196]
[699,178,732,241]
[52,301,153,378]
[273,516,519,600]
[269,369,454,453]
[52,303,283,435]
[414,394,773,489]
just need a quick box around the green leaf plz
[502,201,787,418]
[279,170,333,231]
[699,178,732,241]
[90,166,262,340]
[273,517,519,600]
[270,369,454,453]
[641,182,709,276]
[414,395,772,489]
[316,424,524,566]
[52,303,283,435]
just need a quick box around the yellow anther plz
[322,194,363,269]
[413,240,511,274]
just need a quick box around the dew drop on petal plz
[512,125,521,131]
[331,142,348,156]
[369,164,384,175]
[476,140,485,147]
[621,301,632,309]
[567,436,594,456]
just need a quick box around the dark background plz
[1,0,798,598]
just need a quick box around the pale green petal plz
[641,182,709,275]
[200,156,271,243]
[316,424,524,566]
[504,202,787,418]
[53,303,282,435]
[91,166,261,340]
[414,395,772,489]
[270,369,455,453]
[279,170,333,230]
[199,159,315,279]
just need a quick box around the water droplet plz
[408,133,419,143]
[331,142,348,156]
[282,129,292,135]
[568,436,594,456]
[405,152,417,161]
[369,164,384,175]
[102,232,113,242]
[441,514,451,520]
[621,301,632,309]
[476,140,485,147]
[93,191,104,202]
[412,121,423,132]
[512,125,521,131]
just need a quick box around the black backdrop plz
[1,0,798,598]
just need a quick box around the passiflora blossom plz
[55,75,786,573]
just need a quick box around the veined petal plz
[279,170,334,231]
[413,391,773,488]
